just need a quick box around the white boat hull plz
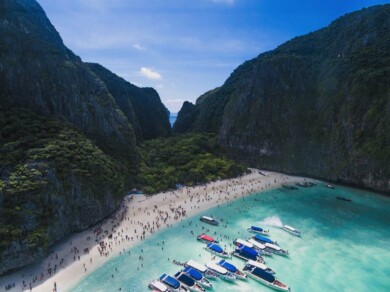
[196,278,213,289]
[247,228,270,236]
[204,270,218,279]
[219,273,236,282]
[232,252,265,263]
[268,249,289,257]
[234,271,248,280]
[204,247,231,259]
[282,227,301,237]
[245,273,290,291]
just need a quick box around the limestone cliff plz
[176,5,390,193]
[0,0,169,274]
[87,63,171,141]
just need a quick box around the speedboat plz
[324,183,334,189]
[233,238,254,249]
[243,265,290,291]
[244,260,275,274]
[197,234,219,244]
[200,216,219,226]
[206,262,236,282]
[282,225,301,237]
[204,243,231,258]
[233,244,265,263]
[182,266,213,289]
[159,274,189,292]
[264,243,289,256]
[252,234,277,245]
[185,260,218,279]
[217,259,247,280]
[174,272,205,292]
[148,280,171,292]
[247,239,273,256]
[247,226,270,236]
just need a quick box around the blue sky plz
[38,0,388,112]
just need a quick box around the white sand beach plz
[0,169,307,292]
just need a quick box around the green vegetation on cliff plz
[175,5,390,193]
[136,133,249,194]
[0,107,127,269]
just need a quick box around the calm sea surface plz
[169,113,177,127]
[72,184,390,292]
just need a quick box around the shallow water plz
[72,184,390,292]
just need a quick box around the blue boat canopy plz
[160,274,180,289]
[254,234,273,244]
[175,272,195,287]
[183,267,202,281]
[218,260,237,273]
[236,244,258,260]
[207,243,223,253]
[251,226,264,232]
[252,267,275,283]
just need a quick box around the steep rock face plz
[87,63,171,141]
[173,101,197,133]
[0,0,136,158]
[0,0,170,274]
[0,109,127,275]
[177,5,390,193]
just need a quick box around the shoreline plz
[0,169,307,292]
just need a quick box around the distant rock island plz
[175,4,390,193]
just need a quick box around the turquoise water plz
[72,185,390,291]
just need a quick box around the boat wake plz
[259,216,283,228]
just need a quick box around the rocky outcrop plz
[0,0,137,159]
[176,5,390,193]
[0,0,169,274]
[173,101,197,133]
[87,63,171,141]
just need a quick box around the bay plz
[72,184,390,291]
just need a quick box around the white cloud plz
[133,43,145,51]
[140,67,162,80]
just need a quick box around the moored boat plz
[281,184,298,190]
[148,279,171,292]
[160,274,190,292]
[252,234,277,245]
[247,226,270,236]
[233,244,265,263]
[174,272,205,292]
[233,238,254,249]
[182,266,213,289]
[197,234,219,244]
[206,262,236,282]
[204,243,231,259]
[244,260,275,274]
[243,265,290,291]
[324,183,334,189]
[200,216,219,226]
[185,260,218,279]
[282,225,301,237]
[336,196,352,202]
[247,238,273,256]
[264,243,289,256]
[217,259,247,280]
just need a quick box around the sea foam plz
[259,215,283,227]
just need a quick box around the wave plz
[259,215,283,228]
